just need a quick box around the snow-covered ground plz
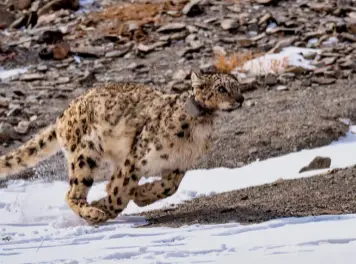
[2,127,356,263]
[0,67,28,81]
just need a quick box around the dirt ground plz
[138,166,356,228]
[199,77,355,169]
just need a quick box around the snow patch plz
[232,46,321,78]
[2,215,356,263]
[0,67,28,81]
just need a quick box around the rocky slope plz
[1,0,356,224]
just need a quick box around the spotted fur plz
[0,72,244,225]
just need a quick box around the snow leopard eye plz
[218,86,227,93]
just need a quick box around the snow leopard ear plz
[191,72,204,88]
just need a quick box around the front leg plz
[134,169,186,207]
[90,158,142,219]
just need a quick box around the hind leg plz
[65,145,109,225]
[90,157,141,221]
[134,169,186,207]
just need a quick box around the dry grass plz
[92,1,188,22]
[214,51,261,73]
[85,0,188,43]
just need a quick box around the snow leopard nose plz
[236,94,244,105]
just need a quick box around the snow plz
[80,0,94,5]
[2,215,356,263]
[232,46,321,78]
[2,126,356,263]
[322,36,339,47]
[0,67,28,81]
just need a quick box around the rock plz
[339,58,356,69]
[137,44,155,54]
[212,46,226,56]
[157,23,186,33]
[265,73,278,85]
[162,31,188,41]
[105,43,133,58]
[173,69,190,81]
[15,120,30,134]
[7,105,22,116]
[137,41,167,54]
[338,117,351,126]
[0,98,9,108]
[189,40,203,50]
[255,0,278,4]
[266,26,302,35]
[0,122,20,142]
[259,13,272,25]
[204,17,218,24]
[18,0,32,10]
[245,100,255,107]
[20,73,44,81]
[301,79,312,87]
[39,47,54,60]
[185,34,197,44]
[346,12,356,34]
[182,0,204,17]
[347,20,356,34]
[186,25,198,33]
[126,21,139,32]
[304,31,325,41]
[271,178,284,186]
[31,0,40,12]
[247,23,259,34]
[322,37,339,47]
[71,45,106,58]
[36,9,70,27]
[37,30,64,45]
[29,115,37,122]
[169,81,190,92]
[299,156,331,173]
[278,73,295,84]
[105,49,128,58]
[239,77,257,85]
[236,37,254,48]
[199,62,216,73]
[276,85,288,91]
[340,32,356,42]
[56,77,70,84]
[248,147,258,155]
[8,14,26,29]
[37,65,48,72]
[269,37,298,53]
[312,77,336,85]
[240,195,249,201]
[221,19,238,31]
[13,90,25,97]
[78,71,97,86]
[177,42,203,57]
[308,2,334,13]
[0,4,15,29]
[37,0,79,16]
[322,57,336,66]
[53,42,70,60]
